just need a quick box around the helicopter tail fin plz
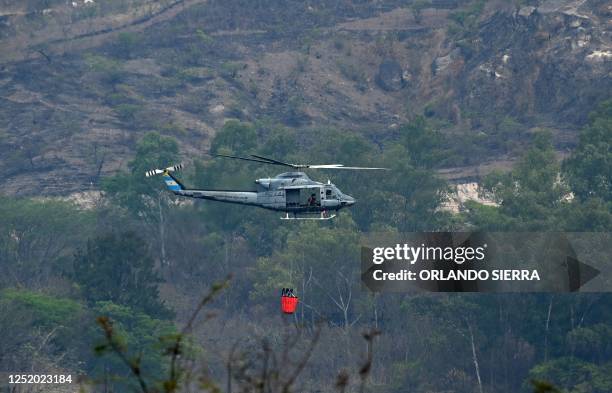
[145,164,185,192]
[162,171,185,192]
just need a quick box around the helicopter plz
[146,154,388,220]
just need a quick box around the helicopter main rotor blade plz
[249,154,296,168]
[210,153,389,171]
[211,153,287,165]
[250,155,389,170]
[307,165,390,170]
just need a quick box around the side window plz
[326,189,332,198]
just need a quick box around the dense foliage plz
[1,99,611,392]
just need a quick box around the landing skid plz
[281,212,336,220]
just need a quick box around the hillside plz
[0,0,610,195]
[1,2,612,392]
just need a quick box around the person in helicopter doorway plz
[307,193,317,206]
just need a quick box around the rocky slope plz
[0,0,609,196]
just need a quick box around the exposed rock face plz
[433,49,460,75]
[376,59,405,91]
[447,0,611,125]
[439,182,498,214]
[518,6,537,18]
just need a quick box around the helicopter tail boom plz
[145,164,260,205]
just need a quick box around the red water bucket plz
[281,296,299,314]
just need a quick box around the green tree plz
[469,131,567,230]
[558,197,612,231]
[563,100,612,202]
[73,232,171,318]
[381,143,450,231]
[88,301,175,391]
[258,125,297,159]
[103,132,180,265]
[0,289,84,371]
[85,54,124,85]
[210,120,257,155]
[528,357,612,393]
[0,197,93,288]
[567,323,612,364]
[112,32,143,59]
[103,132,179,214]
[398,116,444,169]
[250,216,363,328]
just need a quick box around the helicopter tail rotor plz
[145,164,183,177]
[145,164,185,192]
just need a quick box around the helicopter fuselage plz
[174,172,355,213]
